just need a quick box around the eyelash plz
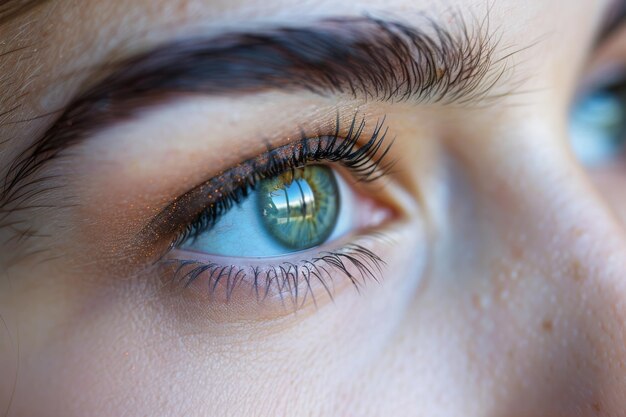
[156,114,395,306]
[163,242,386,306]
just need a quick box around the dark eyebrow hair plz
[1,15,517,207]
[0,0,50,25]
[600,0,626,41]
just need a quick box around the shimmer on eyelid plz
[1,13,521,208]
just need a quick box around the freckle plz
[541,319,553,333]
[472,293,481,310]
[436,67,445,79]
[571,227,583,238]
[472,293,490,310]
[510,243,523,260]
[571,259,585,282]
[592,401,601,413]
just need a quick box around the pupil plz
[268,178,317,225]
[258,165,340,250]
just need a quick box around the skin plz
[1,0,626,416]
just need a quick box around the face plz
[1,0,625,415]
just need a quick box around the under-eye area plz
[163,239,387,309]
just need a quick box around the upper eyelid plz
[0,13,519,210]
[136,115,394,253]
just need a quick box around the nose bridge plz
[520,135,626,293]
[462,120,626,284]
[549,196,626,412]
[500,132,626,411]
[446,121,626,411]
[557,182,626,410]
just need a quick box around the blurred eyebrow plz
[1,15,515,205]
[600,0,626,41]
[0,0,50,25]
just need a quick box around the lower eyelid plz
[150,178,424,321]
[151,164,401,319]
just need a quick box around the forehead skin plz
[0,0,609,171]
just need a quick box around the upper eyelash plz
[169,113,395,248]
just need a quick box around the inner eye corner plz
[569,69,626,167]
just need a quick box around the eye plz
[151,115,395,307]
[180,164,353,257]
[569,72,626,166]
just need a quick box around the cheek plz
[9,216,427,417]
[426,118,626,412]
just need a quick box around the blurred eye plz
[570,73,626,166]
[181,165,356,257]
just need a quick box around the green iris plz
[257,165,340,250]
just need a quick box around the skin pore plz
[2,0,626,416]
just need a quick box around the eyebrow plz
[0,0,50,25]
[1,15,515,206]
[600,0,626,41]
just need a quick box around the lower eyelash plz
[161,241,385,308]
